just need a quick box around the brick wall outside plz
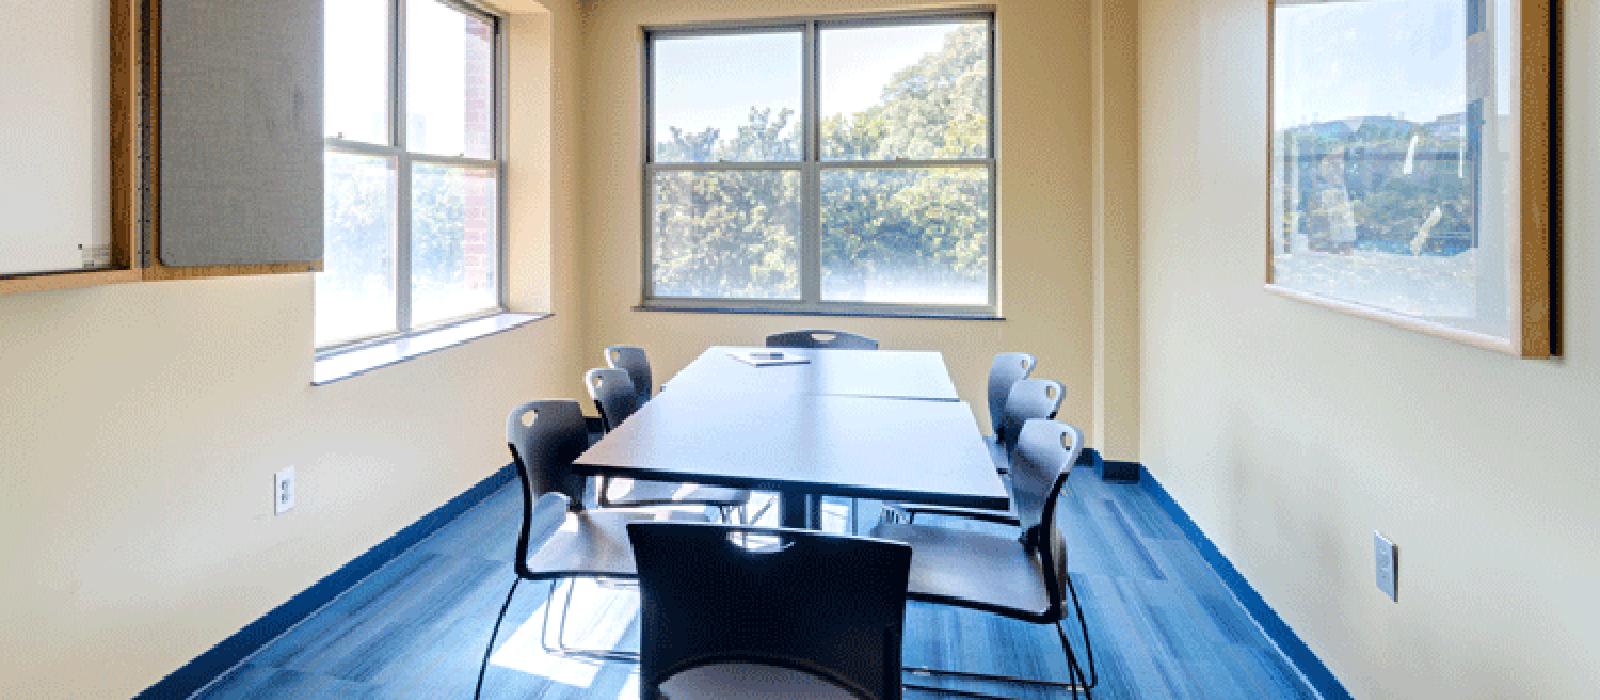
[461,16,494,291]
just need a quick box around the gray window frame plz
[318,0,509,353]
[641,11,999,318]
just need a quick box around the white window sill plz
[313,312,550,385]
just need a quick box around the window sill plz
[632,304,1003,321]
[313,312,551,385]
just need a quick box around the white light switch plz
[1374,531,1397,602]
[275,467,296,515]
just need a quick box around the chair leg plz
[475,577,521,700]
[901,621,1093,698]
[537,579,639,663]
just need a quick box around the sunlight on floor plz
[489,581,641,697]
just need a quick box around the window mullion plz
[800,20,822,305]
[393,0,413,333]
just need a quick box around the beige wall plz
[1138,1,1600,697]
[576,0,1112,441]
[0,2,587,697]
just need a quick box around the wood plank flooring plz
[194,469,1320,699]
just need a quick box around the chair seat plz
[605,478,750,508]
[869,521,1052,622]
[523,508,707,580]
[659,662,859,700]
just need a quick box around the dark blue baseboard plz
[1137,465,1352,700]
[136,464,517,700]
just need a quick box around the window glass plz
[316,152,398,346]
[820,21,990,160]
[411,163,499,325]
[821,168,990,304]
[324,0,390,143]
[651,170,802,299]
[406,0,495,158]
[1271,0,1513,338]
[645,17,993,310]
[651,32,803,163]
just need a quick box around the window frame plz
[640,11,999,318]
[318,0,509,353]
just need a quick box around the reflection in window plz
[1271,0,1514,337]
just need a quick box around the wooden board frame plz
[139,0,322,281]
[0,0,323,296]
[0,0,143,295]
[1264,0,1559,358]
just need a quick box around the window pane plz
[317,152,398,346]
[820,20,990,160]
[821,167,990,305]
[651,170,801,299]
[324,0,389,143]
[406,0,494,158]
[1271,0,1513,338]
[412,163,499,325]
[651,32,802,163]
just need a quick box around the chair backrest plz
[987,352,1037,437]
[605,345,653,404]
[999,378,1064,451]
[505,400,590,578]
[765,329,880,351]
[1008,419,1085,621]
[585,367,640,432]
[630,523,912,700]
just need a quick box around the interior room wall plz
[1137,0,1600,696]
[575,0,1108,440]
[0,1,588,697]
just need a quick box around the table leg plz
[778,493,821,529]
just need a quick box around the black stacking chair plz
[870,419,1098,698]
[604,345,656,404]
[629,522,912,700]
[992,378,1065,472]
[765,329,880,350]
[585,368,752,520]
[476,400,708,697]
[987,352,1038,441]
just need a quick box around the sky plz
[651,22,978,149]
[1273,0,1513,129]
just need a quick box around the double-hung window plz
[644,13,996,316]
[317,0,504,349]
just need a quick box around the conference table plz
[573,346,1008,529]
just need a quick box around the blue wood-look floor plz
[193,471,1320,699]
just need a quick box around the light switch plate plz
[1374,531,1397,602]
[275,467,296,515]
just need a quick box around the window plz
[318,0,503,349]
[645,14,995,315]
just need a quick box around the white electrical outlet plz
[1374,531,1397,602]
[275,467,296,515]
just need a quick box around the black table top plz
[665,346,961,401]
[574,356,1008,510]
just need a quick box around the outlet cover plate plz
[275,467,296,515]
[1374,531,1397,602]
